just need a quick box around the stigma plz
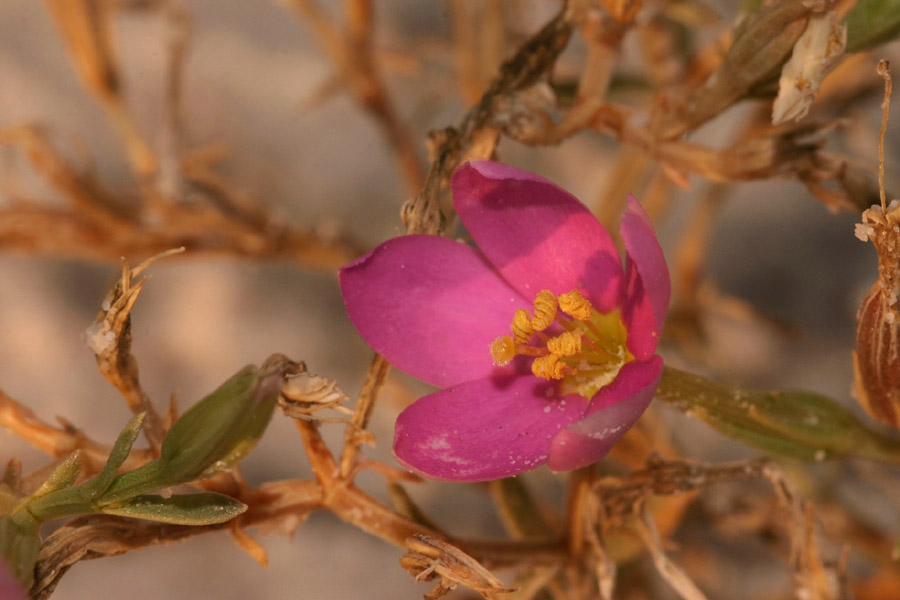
[490,289,631,399]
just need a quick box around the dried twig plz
[0,125,363,268]
[0,390,154,478]
[339,353,389,477]
[763,464,852,600]
[593,457,772,527]
[633,499,709,600]
[43,0,157,176]
[283,0,424,195]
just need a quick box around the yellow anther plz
[546,330,583,357]
[531,289,558,331]
[511,309,534,343]
[558,290,593,320]
[531,355,566,380]
[490,335,517,366]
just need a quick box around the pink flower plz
[340,161,670,481]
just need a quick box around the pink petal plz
[547,357,663,471]
[452,161,624,312]
[340,235,529,388]
[621,195,670,331]
[394,374,588,481]
[0,561,25,600]
[622,257,659,360]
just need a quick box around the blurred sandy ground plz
[0,0,897,598]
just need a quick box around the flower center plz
[490,289,631,399]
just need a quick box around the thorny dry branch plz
[4,0,900,598]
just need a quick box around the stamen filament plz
[517,345,550,357]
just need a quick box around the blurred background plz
[1,0,899,598]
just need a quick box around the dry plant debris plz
[401,535,516,600]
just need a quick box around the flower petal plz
[547,357,663,471]
[340,235,528,388]
[621,195,670,331]
[0,561,25,600]
[452,160,624,311]
[622,257,659,360]
[394,374,588,481]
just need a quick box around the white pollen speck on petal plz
[543,405,551,413]
[424,433,451,450]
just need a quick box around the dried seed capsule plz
[854,202,900,428]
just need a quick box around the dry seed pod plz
[854,201,900,427]
[853,61,900,428]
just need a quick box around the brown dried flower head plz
[400,535,514,600]
[854,201,900,427]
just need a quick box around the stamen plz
[546,330,583,357]
[532,355,566,380]
[490,335,516,366]
[531,290,558,331]
[558,290,592,320]
[511,309,534,343]
[489,289,630,398]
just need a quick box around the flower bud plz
[100,355,300,503]
[854,202,900,428]
[157,354,300,483]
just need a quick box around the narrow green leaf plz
[83,412,146,499]
[30,451,83,499]
[25,415,147,522]
[844,0,900,53]
[656,366,900,464]
[101,493,247,525]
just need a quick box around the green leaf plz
[844,0,900,53]
[30,451,83,499]
[25,415,147,522]
[84,412,146,499]
[101,493,247,525]
[656,366,900,463]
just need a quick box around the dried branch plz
[339,353,389,477]
[43,0,157,177]
[593,457,772,528]
[0,125,363,269]
[633,499,709,600]
[402,7,573,237]
[283,0,424,195]
[0,390,154,478]
[762,464,852,600]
